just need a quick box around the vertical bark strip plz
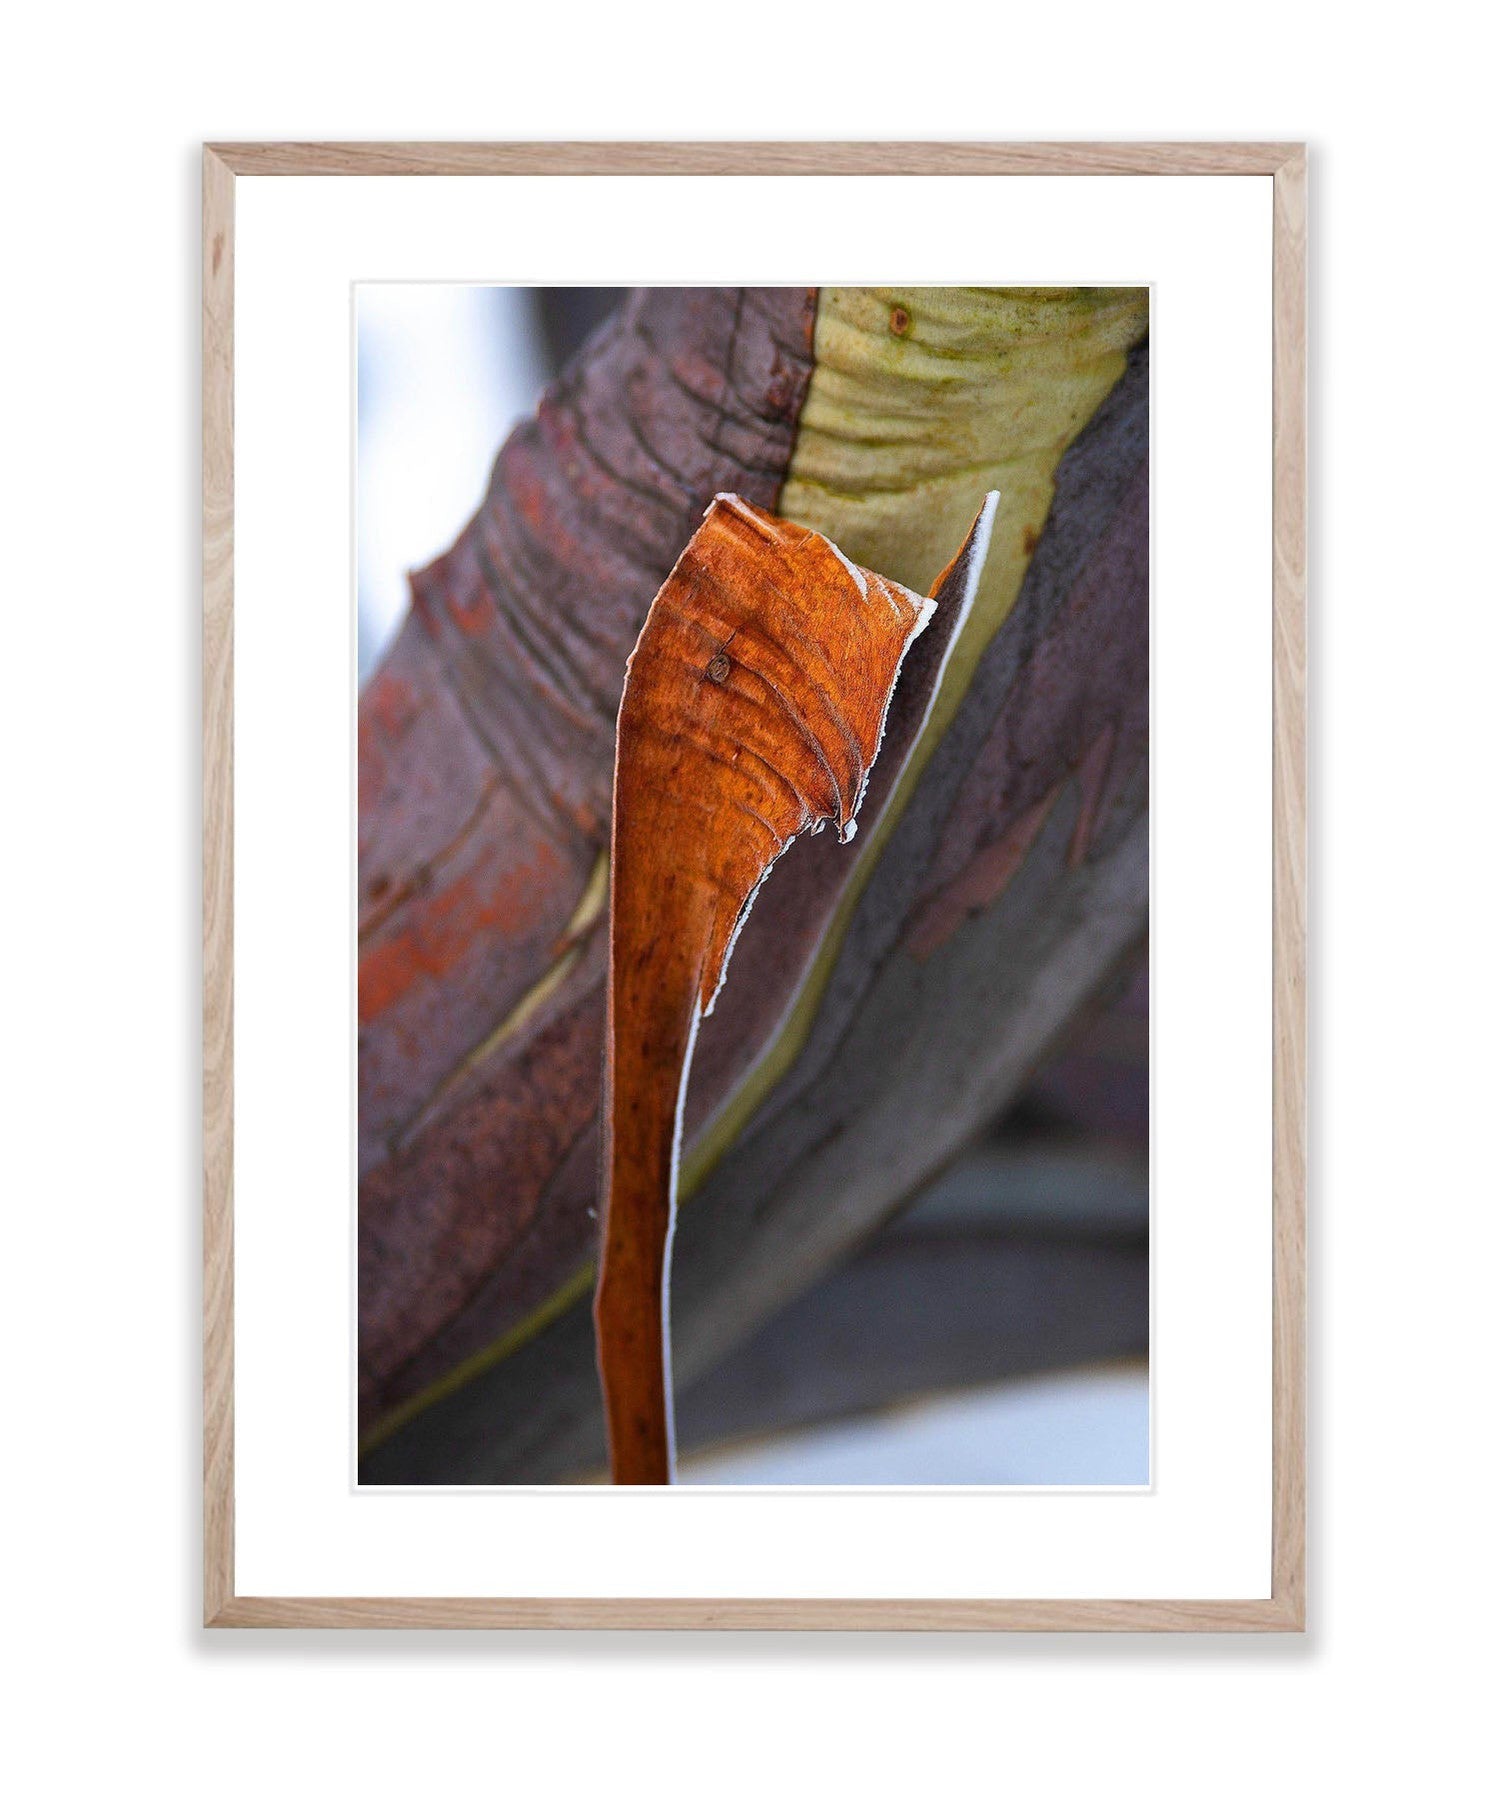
[597,496,995,1482]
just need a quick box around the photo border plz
[202,140,1306,1630]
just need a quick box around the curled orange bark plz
[597,493,996,1482]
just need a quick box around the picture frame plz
[203,140,1306,1630]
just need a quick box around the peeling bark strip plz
[596,495,995,1482]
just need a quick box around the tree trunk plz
[358,287,1150,1480]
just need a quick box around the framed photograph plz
[204,141,1305,1629]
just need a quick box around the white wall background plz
[3,7,1493,1796]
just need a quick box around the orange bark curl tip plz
[594,492,998,1484]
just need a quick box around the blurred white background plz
[357,286,549,679]
[680,1368,1149,1485]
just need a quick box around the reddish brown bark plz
[359,291,819,1431]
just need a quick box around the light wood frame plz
[203,141,1306,1631]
